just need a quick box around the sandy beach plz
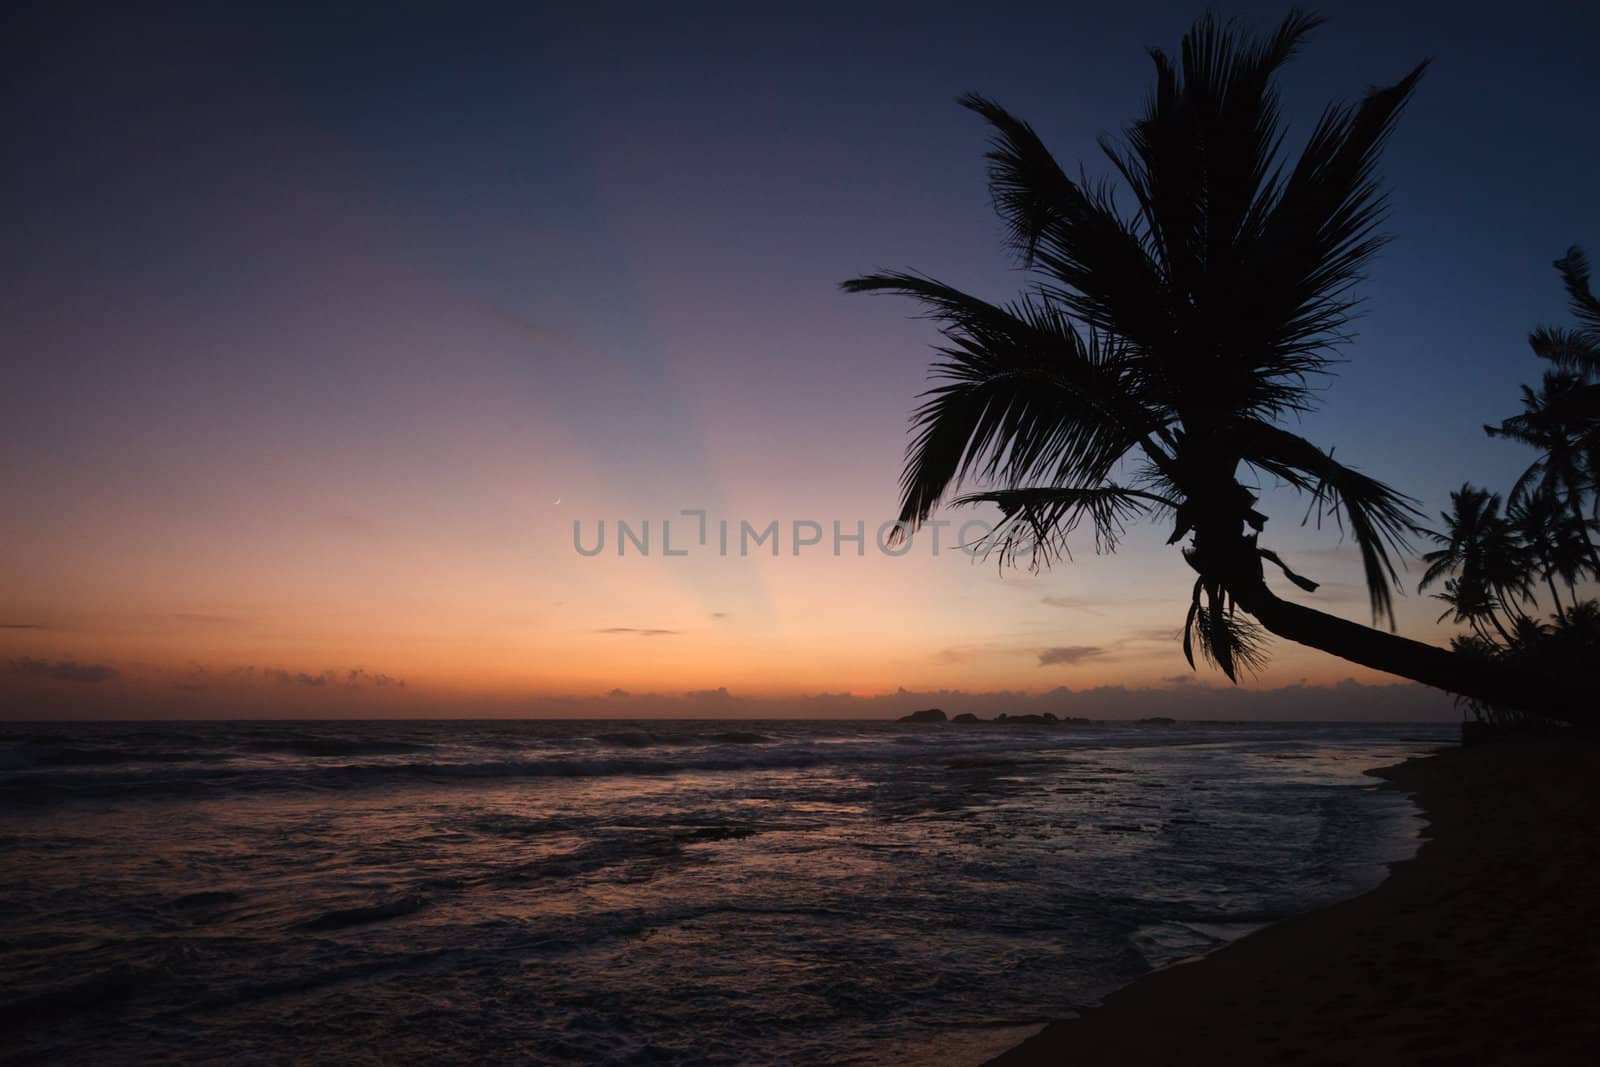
[987,738,1600,1066]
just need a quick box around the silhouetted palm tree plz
[845,11,1586,721]
[1419,486,1530,642]
[1506,490,1589,621]
[1496,247,1600,546]
[1555,598,1600,644]
[1530,247,1600,380]
[1506,615,1554,654]
[1430,578,1501,645]
[1485,371,1600,572]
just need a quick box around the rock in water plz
[897,708,947,723]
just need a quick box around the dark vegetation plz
[1422,250,1600,723]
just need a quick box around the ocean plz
[0,718,1449,1065]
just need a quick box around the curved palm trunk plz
[1484,604,1516,646]
[1568,496,1600,577]
[1545,574,1567,623]
[1228,570,1589,725]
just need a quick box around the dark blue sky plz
[10,1,1596,488]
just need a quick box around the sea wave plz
[0,731,1087,802]
[298,893,431,931]
[242,738,433,757]
[0,720,1445,1066]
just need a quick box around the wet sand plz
[987,738,1600,1066]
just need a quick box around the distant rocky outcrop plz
[895,709,1095,725]
[992,713,1093,725]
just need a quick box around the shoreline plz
[984,738,1600,1065]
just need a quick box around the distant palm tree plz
[1488,247,1600,587]
[1506,490,1589,621]
[845,11,1587,721]
[1530,247,1600,381]
[1485,371,1600,572]
[1429,578,1501,644]
[1506,614,1554,654]
[1419,486,1530,642]
[1555,598,1600,644]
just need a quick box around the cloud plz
[345,669,404,688]
[168,613,243,626]
[259,667,405,688]
[1037,646,1105,667]
[264,668,328,687]
[1040,596,1105,615]
[530,679,1452,723]
[2,670,1459,723]
[485,305,600,360]
[8,657,119,683]
[710,612,730,620]
[937,637,1062,664]
[0,623,43,630]
[596,627,679,637]
[607,688,631,698]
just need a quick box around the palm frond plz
[1104,11,1323,305]
[1184,601,1272,680]
[1235,58,1429,397]
[840,272,1172,529]
[957,93,1173,355]
[953,485,1176,568]
[1528,326,1600,375]
[1485,372,1596,506]
[1236,420,1423,625]
[1554,246,1600,339]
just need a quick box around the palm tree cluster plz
[846,11,1591,723]
[1419,252,1600,721]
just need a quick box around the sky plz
[2,1,1596,718]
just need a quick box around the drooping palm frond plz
[953,485,1178,568]
[840,273,1175,529]
[1183,597,1272,679]
[1257,547,1320,592]
[1233,419,1423,625]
